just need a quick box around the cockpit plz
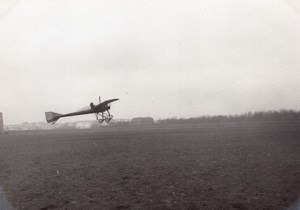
[90,103,95,109]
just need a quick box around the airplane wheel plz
[98,119,104,124]
[105,118,110,123]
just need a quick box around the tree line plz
[156,109,300,125]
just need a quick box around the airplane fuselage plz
[60,104,110,118]
[45,98,118,124]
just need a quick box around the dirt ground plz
[0,122,299,210]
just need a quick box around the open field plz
[0,122,299,210]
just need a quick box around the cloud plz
[0,0,299,124]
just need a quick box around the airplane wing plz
[99,98,119,107]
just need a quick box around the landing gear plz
[95,111,113,124]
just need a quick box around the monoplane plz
[45,97,119,124]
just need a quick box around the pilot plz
[90,102,95,109]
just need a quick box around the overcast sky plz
[0,0,299,124]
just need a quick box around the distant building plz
[0,112,3,134]
[75,121,92,129]
[131,117,154,125]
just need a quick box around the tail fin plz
[45,112,62,124]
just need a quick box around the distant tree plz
[156,109,300,126]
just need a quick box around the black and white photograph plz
[0,0,299,209]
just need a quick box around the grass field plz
[0,122,299,210]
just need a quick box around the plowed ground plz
[0,122,299,210]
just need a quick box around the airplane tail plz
[45,112,62,123]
